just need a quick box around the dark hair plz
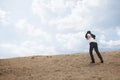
[85,31,96,39]
[87,31,91,34]
[85,31,91,39]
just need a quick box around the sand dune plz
[0,50,120,80]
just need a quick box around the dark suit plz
[89,42,103,63]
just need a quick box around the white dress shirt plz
[87,34,96,43]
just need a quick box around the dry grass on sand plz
[0,50,120,80]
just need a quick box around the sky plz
[0,0,120,59]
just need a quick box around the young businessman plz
[85,31,104,63]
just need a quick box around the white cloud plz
[83,0,104,7]
[15,19,52,41]
[56,32,85,50]
[32,0,107,31]
[32,0,75,21]
[0,41,57,57]
[20,41,56,55]
[15,19,34,35]
[50,15,92,30]
[13,19,55,56]
[54,0,107,30]
[30,28,52,41]
[99,34,120,48]
[100,40,120,48]
[0,9,10,24]
[116,27,120,37]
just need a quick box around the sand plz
[0,50,120,80]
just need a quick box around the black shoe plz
[101,61,104,63]
[90,62,95,63]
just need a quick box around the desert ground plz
[0,50,120,80]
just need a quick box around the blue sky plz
[0,0,120,59]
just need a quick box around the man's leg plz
[94,43,104,63]
[89,43,95,63]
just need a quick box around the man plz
[85,31,104,63]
